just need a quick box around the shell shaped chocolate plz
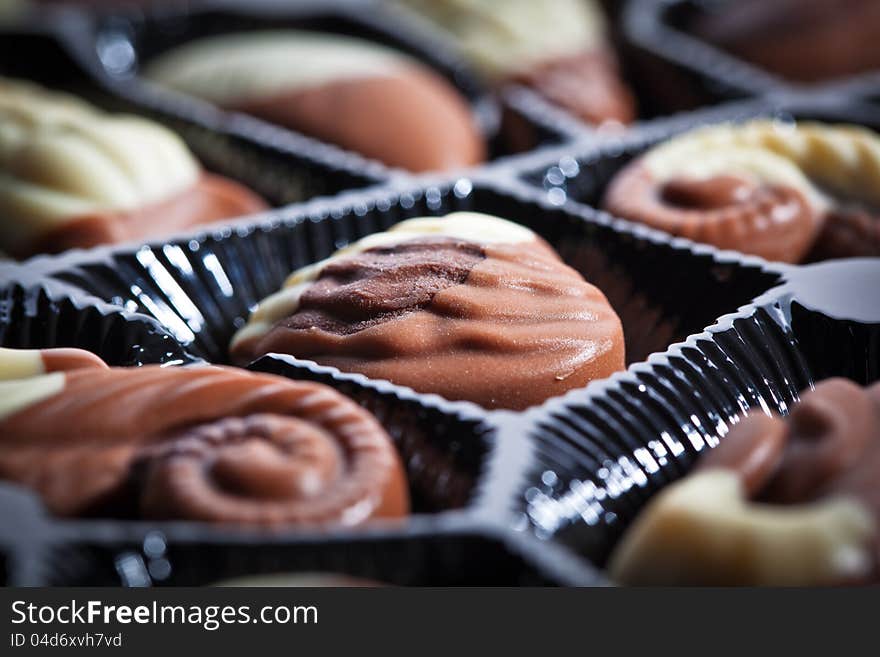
[0,353,408,525]
[610,378,880,586]
[603,120,880,262]
[145,31,486,173]
[0,77,266,257]
[231,213,625,410]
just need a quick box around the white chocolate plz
[0,372,64,421]
[146,31,411,105]
[643,119,880,212]
[0,347,45,381]
[609,470,876,586]
[0,77,200,254]
[230,212,535,351]
[397,0,606,77]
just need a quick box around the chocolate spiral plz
[0,363,408,525]
[603,120,880,263]
[605,168,819,262]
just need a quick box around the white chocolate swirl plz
[397,0,606,77]
[0,77,200,254]
[642,119,880,213]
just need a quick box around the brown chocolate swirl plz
[602,120,880,262]
[611,379,880,586]
[604,167,820,262]
[0,362,408,525]
[231,224,625,410]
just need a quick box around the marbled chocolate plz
[231,213,625,410]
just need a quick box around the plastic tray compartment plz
[516,95,880,266]
[0,17,384,208]
[620,0,880,111]
[3,173,828,579]
[59,0,577,170]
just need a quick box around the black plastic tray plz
[35,0,575,178]
[4,166,877,580]
[2,4,879,586]
[0,14,385,207]
[621,0,880,112]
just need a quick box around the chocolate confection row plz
[1,0,879,587]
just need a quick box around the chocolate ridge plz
[233,233,625,410]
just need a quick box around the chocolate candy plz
[603,120,880,263]
[397,0,634,125]
[0,348,408,525]
[146,31,486,173]
[695,0,880,83]
[0,78,267,258]
[230,212,625,410]
[610,378,880,586]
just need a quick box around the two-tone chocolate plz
[610,378,880,586]
[603,119,880,262]
[694,0,880,83]
[0,348,408,526]
[0,78,267,258]
[230,212,625,410]
[397,0,635,125]
[145,31,486,173]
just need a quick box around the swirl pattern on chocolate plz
[0,353,408,525]
[231,213,625,410]
[0,77,267,257]
[610,379,880,586]
[603,120,880,262]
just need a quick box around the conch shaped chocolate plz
[610,378,880,586]
[230,212,625,410]
[0,348,408,525]
[0,77,266,258]
[603,120,880,262]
